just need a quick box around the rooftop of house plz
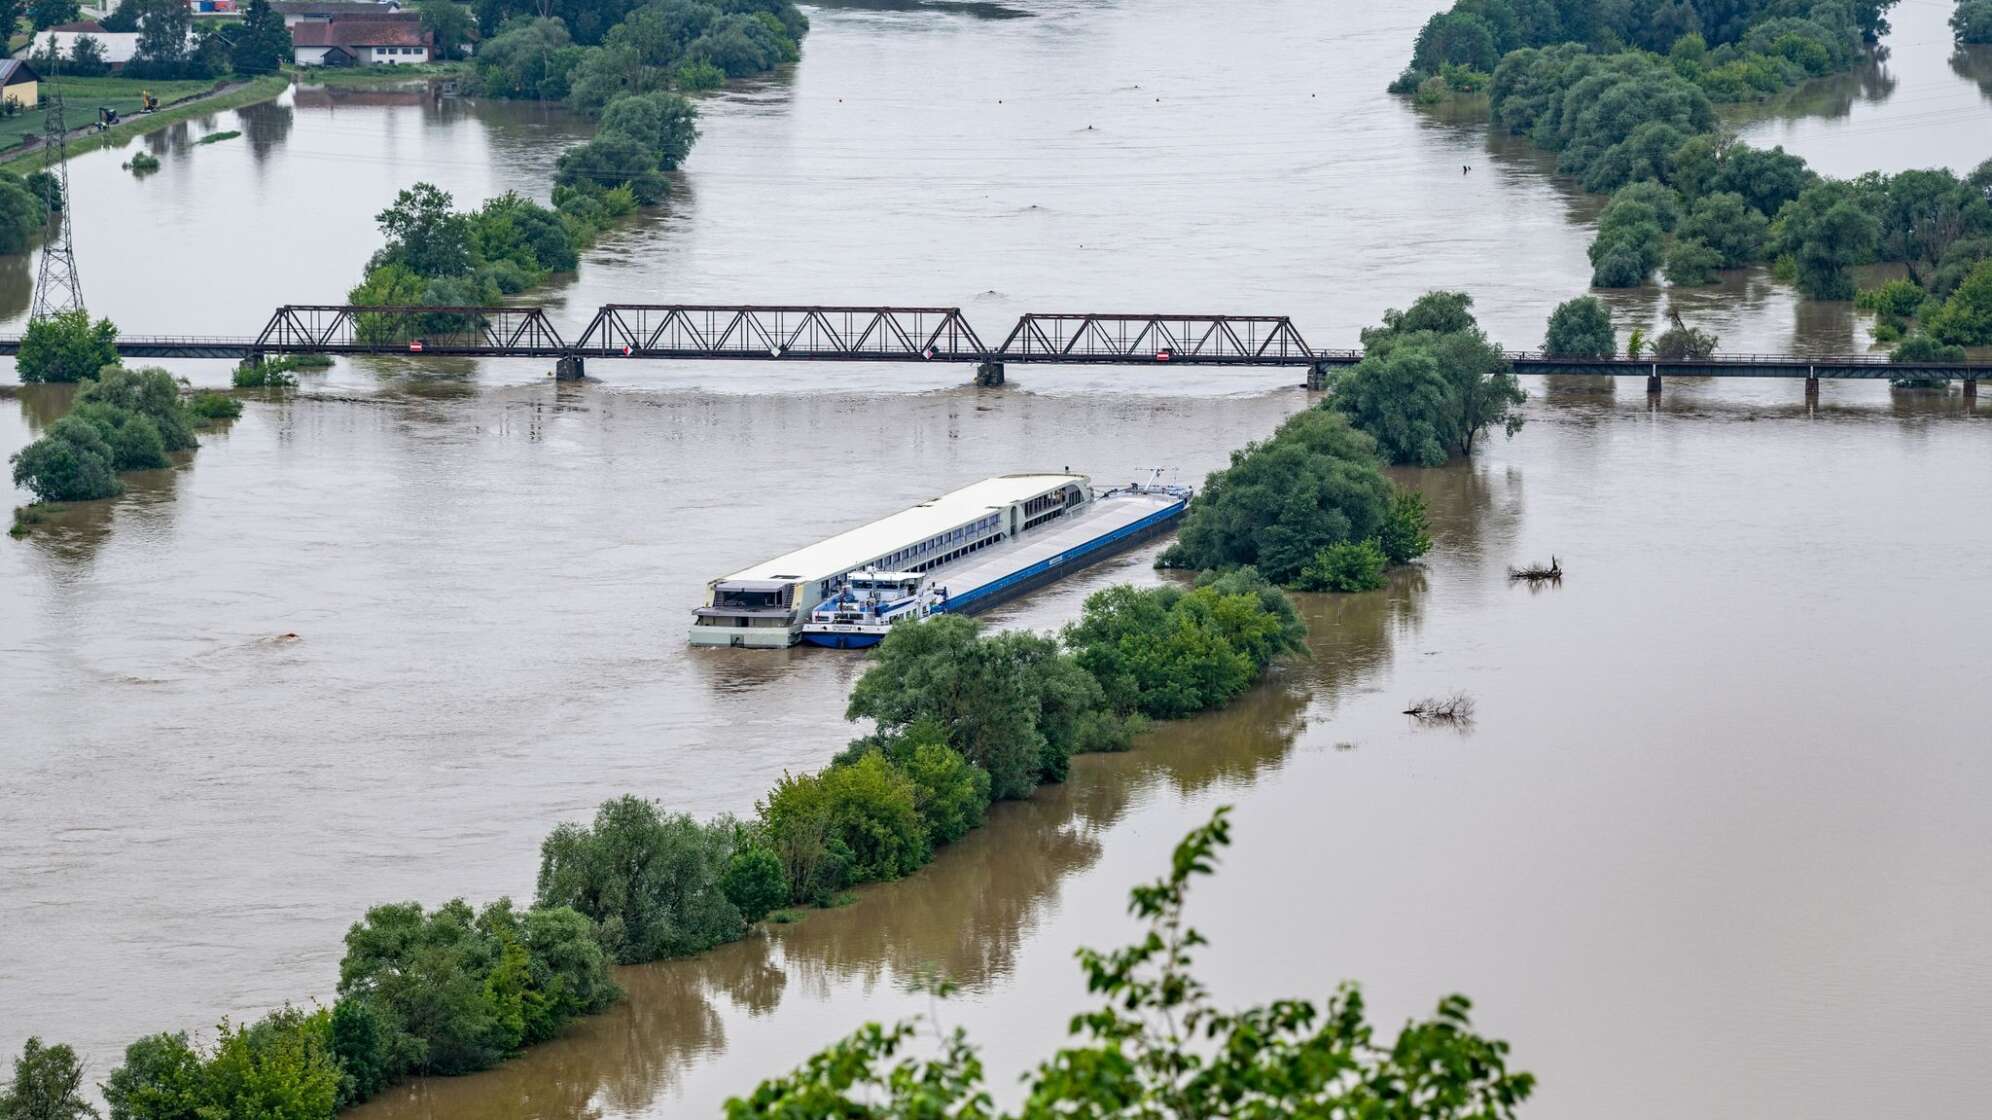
[0,59,37,84]
[292,18,430,47]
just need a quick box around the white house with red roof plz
[291,14,432,65]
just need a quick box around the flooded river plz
[4,1,1990,1118]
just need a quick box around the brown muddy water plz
[4,1,1991,1118]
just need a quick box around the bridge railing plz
[574,305,988,361]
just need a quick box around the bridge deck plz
[0,305,1984,380]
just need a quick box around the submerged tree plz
[1543,296,1615,356]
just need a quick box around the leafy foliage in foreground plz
[726,809,1536,1119]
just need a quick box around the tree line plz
[1395,0,1896,105]
[23,0,293,81]
[0,558,1312,1118]
[348,0,806,321]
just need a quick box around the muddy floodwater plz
[4,1,1991,1118]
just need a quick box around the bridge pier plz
[1646,363,1662,396]
[1805,369,1820,403]
[1307,362,1332,391]
[975,361,1006,387]
[1967,378,1978,403]
[554,355,586,381]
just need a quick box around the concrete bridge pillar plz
[1646,363,1662,396]
[975,361,1006,387]
[554,355,586,381]
[1805,366,1820,402]
[1966,378,1978,403]
[1306,362,1332,391]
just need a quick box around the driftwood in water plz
[1403,691,1476,725]
[1508,555,1562,582]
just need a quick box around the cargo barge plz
[690,473,1190,649]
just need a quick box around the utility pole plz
[30,50,84,321]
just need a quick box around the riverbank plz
[0,74,290,173]
[290,61,471,88]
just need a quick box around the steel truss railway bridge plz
[2,304,1984,395]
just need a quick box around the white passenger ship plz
[690,472,1191,649]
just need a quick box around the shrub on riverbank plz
[15,310,120,383]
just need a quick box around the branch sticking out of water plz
[1508,556,1562,583]
[1403,691,1476,726]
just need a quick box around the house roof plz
[272,0,403,13]
[0,59,36,85]
[292,18,431,47]
[48,20,106,32]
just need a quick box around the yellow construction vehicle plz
[138,91,159,113]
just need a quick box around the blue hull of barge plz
[932,498,1188,617]
[800,631,886,649]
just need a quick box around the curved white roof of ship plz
[723,473,1088,584]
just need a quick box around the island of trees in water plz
[1395,0,1992,358]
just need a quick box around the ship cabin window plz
[715,582,789,611]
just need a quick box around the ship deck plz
[932,490,1185,612]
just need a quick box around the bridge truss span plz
[252,305,569,356]
[996,313,1317,365]
[575,305,988,362]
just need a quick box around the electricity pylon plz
[30,54,83,321]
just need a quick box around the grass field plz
[0,73,290,169]
[2,76,219,152]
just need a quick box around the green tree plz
[1663,237,1724,285]
[725,809,1535,1119]
[197,1007,340,1120]
[1589,196,1665,287]
[373,183,473,278]
[101,1033,202,1120]
[29,0,78,30]
[1157,409,1395,585]
[1351,291,1525,459]
[1776,180,1879,299]
[1926,257,1992,345]
[336,899,506,1077]
[77,366,198,453]
[1377,489,1433,565]
[231,0,293,73]
[16,310,119,384]
[1296,539,1390,592]
[757,769,847,905]
[597,90,699,167]
[130,0,194,71]
[1958,0,1992,43]
[845,615,1095,801]
[1711,144,1814,217]
[0,176,48,254]
[1327,346,1452,466]
[534,795,744,963]
[1064,576,1304,719]
[815,751,929,884]
[842,720,992,847]
[1543,295,1615,356]
[1889,332,1965,362]
[9,416,120,503]
[327,999,391,1107]
[1651,324,1719,359]
[0,1038,97,1120]
[419,0,473,58]
[553,131,669,204]
[1677,190,1769,267]
[69,403,168,471]
[719,843,789,921]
